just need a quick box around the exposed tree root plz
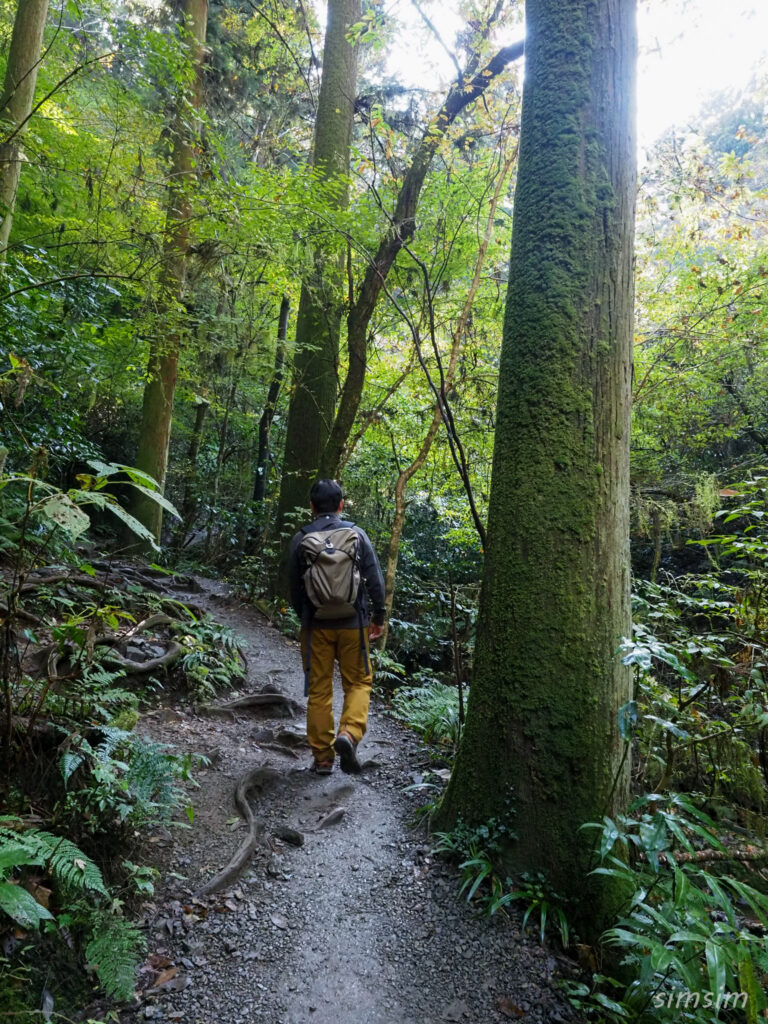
[103,642,183,674]
[201,693,302,717]
[124,613,174,638]
[0,602,42,624]
[649,847,768,866]
[194,765,279,896]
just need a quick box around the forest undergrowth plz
[391,474,768,1024]
[4,448,768,1021]
[0,463,247,1019]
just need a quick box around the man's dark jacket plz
[289,513,386,630]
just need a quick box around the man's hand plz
[368,622,384,641]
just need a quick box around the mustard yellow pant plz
[301,626,373,764]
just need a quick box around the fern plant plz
[0,818,107,930]
[84,910,145,1001]
[580,794,768,1022]
[391,677,464,747]
[62,729,194,829]
[177,616,244,699]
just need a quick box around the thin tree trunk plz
[132,0,208,542]
[253,295,290,504]
[179,396,210,531]
[274,0,360,540]
[0,0,50,255]
[433,0,637,935]
[204,358,238,558]
[380,144,516,648]
[319,36,524,479]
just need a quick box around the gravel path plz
[118,580,578,1024]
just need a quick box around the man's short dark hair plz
[310,478,343,514]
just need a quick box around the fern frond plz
[85,913,145,1001]
[60,749,85,785]
[0,824,107,896]
[36,832,108,896]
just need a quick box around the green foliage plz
[85,912,145,1002]
[0,821,117,993]
[579,794,768,1023]
[618,474,768,815]
[61,729,195,831]
[0,820,108,909]
[432,812,573,945]
[370,648,407,688]
[390,677,463,747]
[178,615,245,700]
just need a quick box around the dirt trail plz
[119,579,577,1024]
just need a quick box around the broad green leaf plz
[117,465,162,490]
[705,939,726,998]
[101,502,160,551]
[0,881,54,928]
[0,844,42,874]
[40,493,91,539]
[737,953,763,1023]
[86,458,120,479]
[122,481,181,520]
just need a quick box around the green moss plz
[435,0,636,937]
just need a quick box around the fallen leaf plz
[148,953,172,969]
[26,882,52,909]
[153,966,179,987]
[154,974,190,993]
[496,997,525,1018]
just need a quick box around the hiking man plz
[288,479,386,775]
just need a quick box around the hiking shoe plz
[334,731,361,774]
[310,760,333,775]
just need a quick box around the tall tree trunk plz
[253,295,290,504]
[274,0,360,537]
[0,0,50,255]
[319,36,525,479]
[131,0,208,542]
[381,143,516,649]
[179,395,210,535]
[433,0,637,934]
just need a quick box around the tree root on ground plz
[102,641,183,674]
[0,602,42,624]
[200,692,303,717]
[194,764,279,896]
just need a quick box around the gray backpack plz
[299,524,362,620]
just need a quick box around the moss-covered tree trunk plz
[132,0,208,542]
[433,0,637,932]
[274,0,360,536]
[0,0,49,255]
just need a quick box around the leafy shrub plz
[177,615,245,700]
[0,819,144,1001]
[578,794,768,1022]
[61,728,195,832]
[391,677,464,747]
